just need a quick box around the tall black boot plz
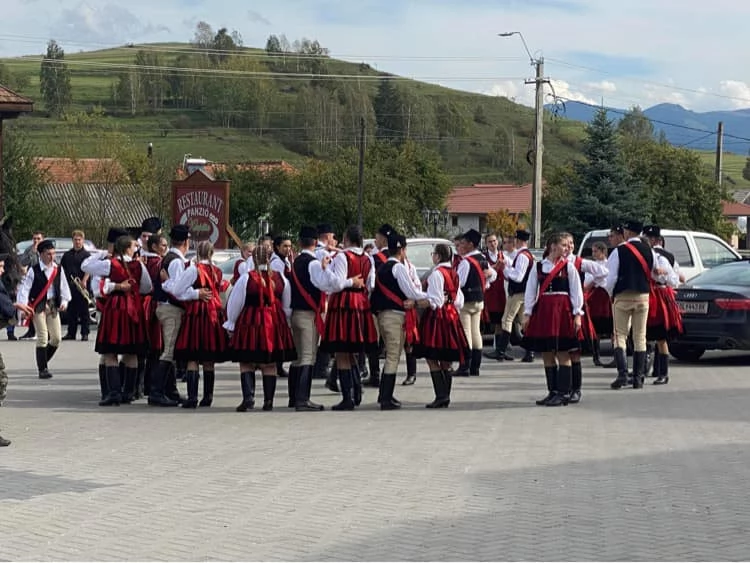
[379,373,400,410]
[610,348,629,389]
[442,369,453,406]
[99,366,122,406]
[36,347,51,379]
[331,369,355,411]
[592,339,603,366]
[351,364,363,406]
[98,362,108,400]
[325,365,339,392]
[295,365,324,411]
[536,365,557,406]
[143,356,154,396]
[313,350,330,379]
[199,370,215,407]
[546,364,571,407]
[175,360,187,383]
[363,350,380,387]
[469,349,482,376]
[262,375,277,411]
[483,333,503,360]
[453,354,470,377]
[521,349,535,363]
[236,371,256,412]
[276,361,288,378]
[569,361,583,404]
[650,349,661,378]
[165,363,183,404]
[287,365,300,407]
[402,351,417,385]
[654,353,669,385]
[148,361,179,406]
[118,361,126,393]
[134,355,145,399]
[120,367,138,404]
[182,370,200,408]
[632,351,647,389]
[46,344,58,363]
[426,370,449,408]
[499,331,515,361]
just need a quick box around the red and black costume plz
[483,250,506,325]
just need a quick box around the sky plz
[2,0,750,113]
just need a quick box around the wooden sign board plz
[172,169,230,248]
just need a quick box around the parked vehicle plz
[670,261,750,362]
[579,229,741,281]
[16,237,98,265]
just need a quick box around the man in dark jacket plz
[60,230,91,341]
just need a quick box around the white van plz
[579,229,742,281]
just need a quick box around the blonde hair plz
[72,229,85,238]
[252,242,274,294]
[197,240,214,262]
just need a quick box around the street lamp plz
[421,208,449,237]
[498,31,546,249]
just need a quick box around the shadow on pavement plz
[0,469,111,501]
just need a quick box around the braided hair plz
[252,241,275,298]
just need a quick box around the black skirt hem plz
[521,336,580,353]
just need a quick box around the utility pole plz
[525,57,548,249]
[715,121,724,186]
[357,117,366,232]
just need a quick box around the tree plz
[191,21,214,49]
[0,63,30,92]
[373,79,405,143]
[265,35,282,54]
[39,39,72,117]
[486,209,521,237]
[618,106,654,142]
[743,150,750,182]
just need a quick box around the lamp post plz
[421,208,449,237]
[498,31,547,249]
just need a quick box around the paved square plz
[1,337,750,561]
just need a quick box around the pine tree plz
[39,40,72,117]
[373,78,405,144]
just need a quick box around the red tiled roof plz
[723,201,750,217]
[175,160,297,179]
[34,157,124,183]
[0,84,33,112]
[447,183,531,215]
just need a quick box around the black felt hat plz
[169,224,191,242]
[107,228,129,244]
[387,233,407,252]
[141,216,162,234]
[317,223,334,236]
[515,229,531,241]
[37,240,55,252]
[642,224,660,238]
[461,229,481,247]
[622,220,644,234]
[378,224,395,237]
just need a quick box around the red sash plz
[464,255,486,290]
[290,262,325,334]
[111,259,143,323]
[375,274,419,345]
[623,242,658,320]
[251,271,276,352]
[23,265,59,326]
[198,264,223,324]
[538,259,569,296]
[438,267,463,363]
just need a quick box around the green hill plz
[0,41,586,184]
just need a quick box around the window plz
[580,236,608,258]
[662,236,693,267]
[693,236,739,269]
[451,215,458,227]
[690,263,750,286]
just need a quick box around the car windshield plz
[406,244,436,270]
[688,263,750,287]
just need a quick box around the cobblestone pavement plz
[1,337,750,561]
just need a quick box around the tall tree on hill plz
[618,106,654,142]
[373,78,406,144]
[39,40,72,118]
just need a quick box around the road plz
[1,338,749,561]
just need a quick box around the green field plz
[696,150,750,194]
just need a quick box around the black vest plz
[537,262,570,294]
[371,260,407,313]
[613,241,654,296]
[462,253,489,303]
[290,253,322,311]
[28,263,62,312]
[373,250,389,272]
[153,251,186,307]
[508,249,534,296]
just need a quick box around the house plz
[722,200,750,248]
[446,183,531,234]
[175,158,297,180]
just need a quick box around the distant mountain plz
[546,101,750,154]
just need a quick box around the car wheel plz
[669,344,706,363]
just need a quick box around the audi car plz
[671,260,750,362]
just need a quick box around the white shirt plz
[18,260,72,309]
[404,257,421,290]
[223,265,292,331]
[567,253,608,284]
[85,256,153,296]
[605,237,660,296]
[653,253,680,288]
[524,258,584,316]
[160,248,197,302]
[425,262,464,312]
[270,253,291,278]
[169,260,215,301]
[653,245,682,286]
[457,250,497,288]
[379,258,428,312]
[328,247,375,294]
[291,249,340,295]
[504,245,531,283]
[584,259,609,289]
[315,240,333,262]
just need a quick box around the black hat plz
[107,227,129,244]
[515,229,531,241]
[141,216,162,234]
[299,226,318,240]
[377,223,395,237]
[387,233,407,252]
[169,224,191,242]
[37,240,55,252]
[0,253,9,263]
[611,224,625,234]
[642,224,661,238]
[622,220,644,234]
[461,229,481,247]
[317,223,334,236]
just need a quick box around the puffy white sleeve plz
[81,250,111,277]
[425,269,445,310]
[523,265,540,316]
[139,264,153,294]
[59,267,72,306]
[281,275,292,320]
[454,287,464,312]
[169,264,199,301]
[223,274,247,332]
[567,262,584,315]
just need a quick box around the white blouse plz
[524,258,584,316]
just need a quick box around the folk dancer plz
[454,229,497,377]
[224,244,296,412]
[60,230,91,342]
[319,225,375,411]
[643,225,683,385]
[137,217,163,254]
[400,250,423,386]
[231,242,255,286]
[93,235,152,406]
[140,233,168,397]
[522,234,584,407]
[370,234,429,410]
[482,232,508,360]
[583,242,612,366]
[271,235,294,379]
[17,240,71,379]
[18,230,45,340]
[172,241,230,408]
[414,243,468,408]
[314,223,338,387]
[363,223,394,389]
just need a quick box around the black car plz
[671,261,750,362]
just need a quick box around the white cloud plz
[718,81,750,109]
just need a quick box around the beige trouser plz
[613,291,649,352]
[155,303,184,362]
[501,292,525,333]
[460,301,484,350]
[291,310,319,366]
[33,306,61,348]
[378,310,405,374]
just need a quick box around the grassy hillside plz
[0,42,586,184]
[695,150,750,194]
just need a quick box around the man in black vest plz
[17,240,72,379]
[61,229,92,342]
[606,220,656,389]
[455,228,496,376]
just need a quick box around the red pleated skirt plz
[414,304,468,363]
[142,295,163,354]
[522,293,581,353]
[174,301,229,363]
[229,304,297,364]
[647,285,684,341]
[320,289,378,354]
[586,286,613,336]
[95,294,148,355]
[484,279,507,323]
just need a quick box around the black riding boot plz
[610,348,630,389]
[536,365,557,406]
[521,349,535,363]
[632,351,647,389]
[36,347,51,379]
[654,353,670,385]
[120,366,138,404]
[426,370,449,408]
[143,356,155,396]
[469,349,482,376]
[546,364,571,407]
[325,365,339,392]
[165,363,183,404]
[295,365,324,411]
[569,361,582,404]
[442,369,453,405]
[592,339,603,366]
[134,355,146,399]
[148,361,179,406]
[331,369,355,411]
[98,363,108,400]
[46,344,58,363]
[364,350,381,388]
[236,371,256,412]
[199,370,215,407]
[181,370,200,408]
[99,366,122,406]
[352,364,363,406]
[262,375,277,411]
[402,351,417,385]
[313,350,330,379]
[650,350,661,378]
[379,373,400,410]
[287,365,300,407]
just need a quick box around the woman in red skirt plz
[584,242,613,352]
[140,233,168,397]
[172,241,230,408]
[95,235,153,406]
[224,243,296,412]
[522,233,584,407]
[414,243,469,408]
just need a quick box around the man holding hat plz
[17,239,72,379]
[455,228,497,376]
[605,220,657,389]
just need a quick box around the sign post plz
[171,170,230,248]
